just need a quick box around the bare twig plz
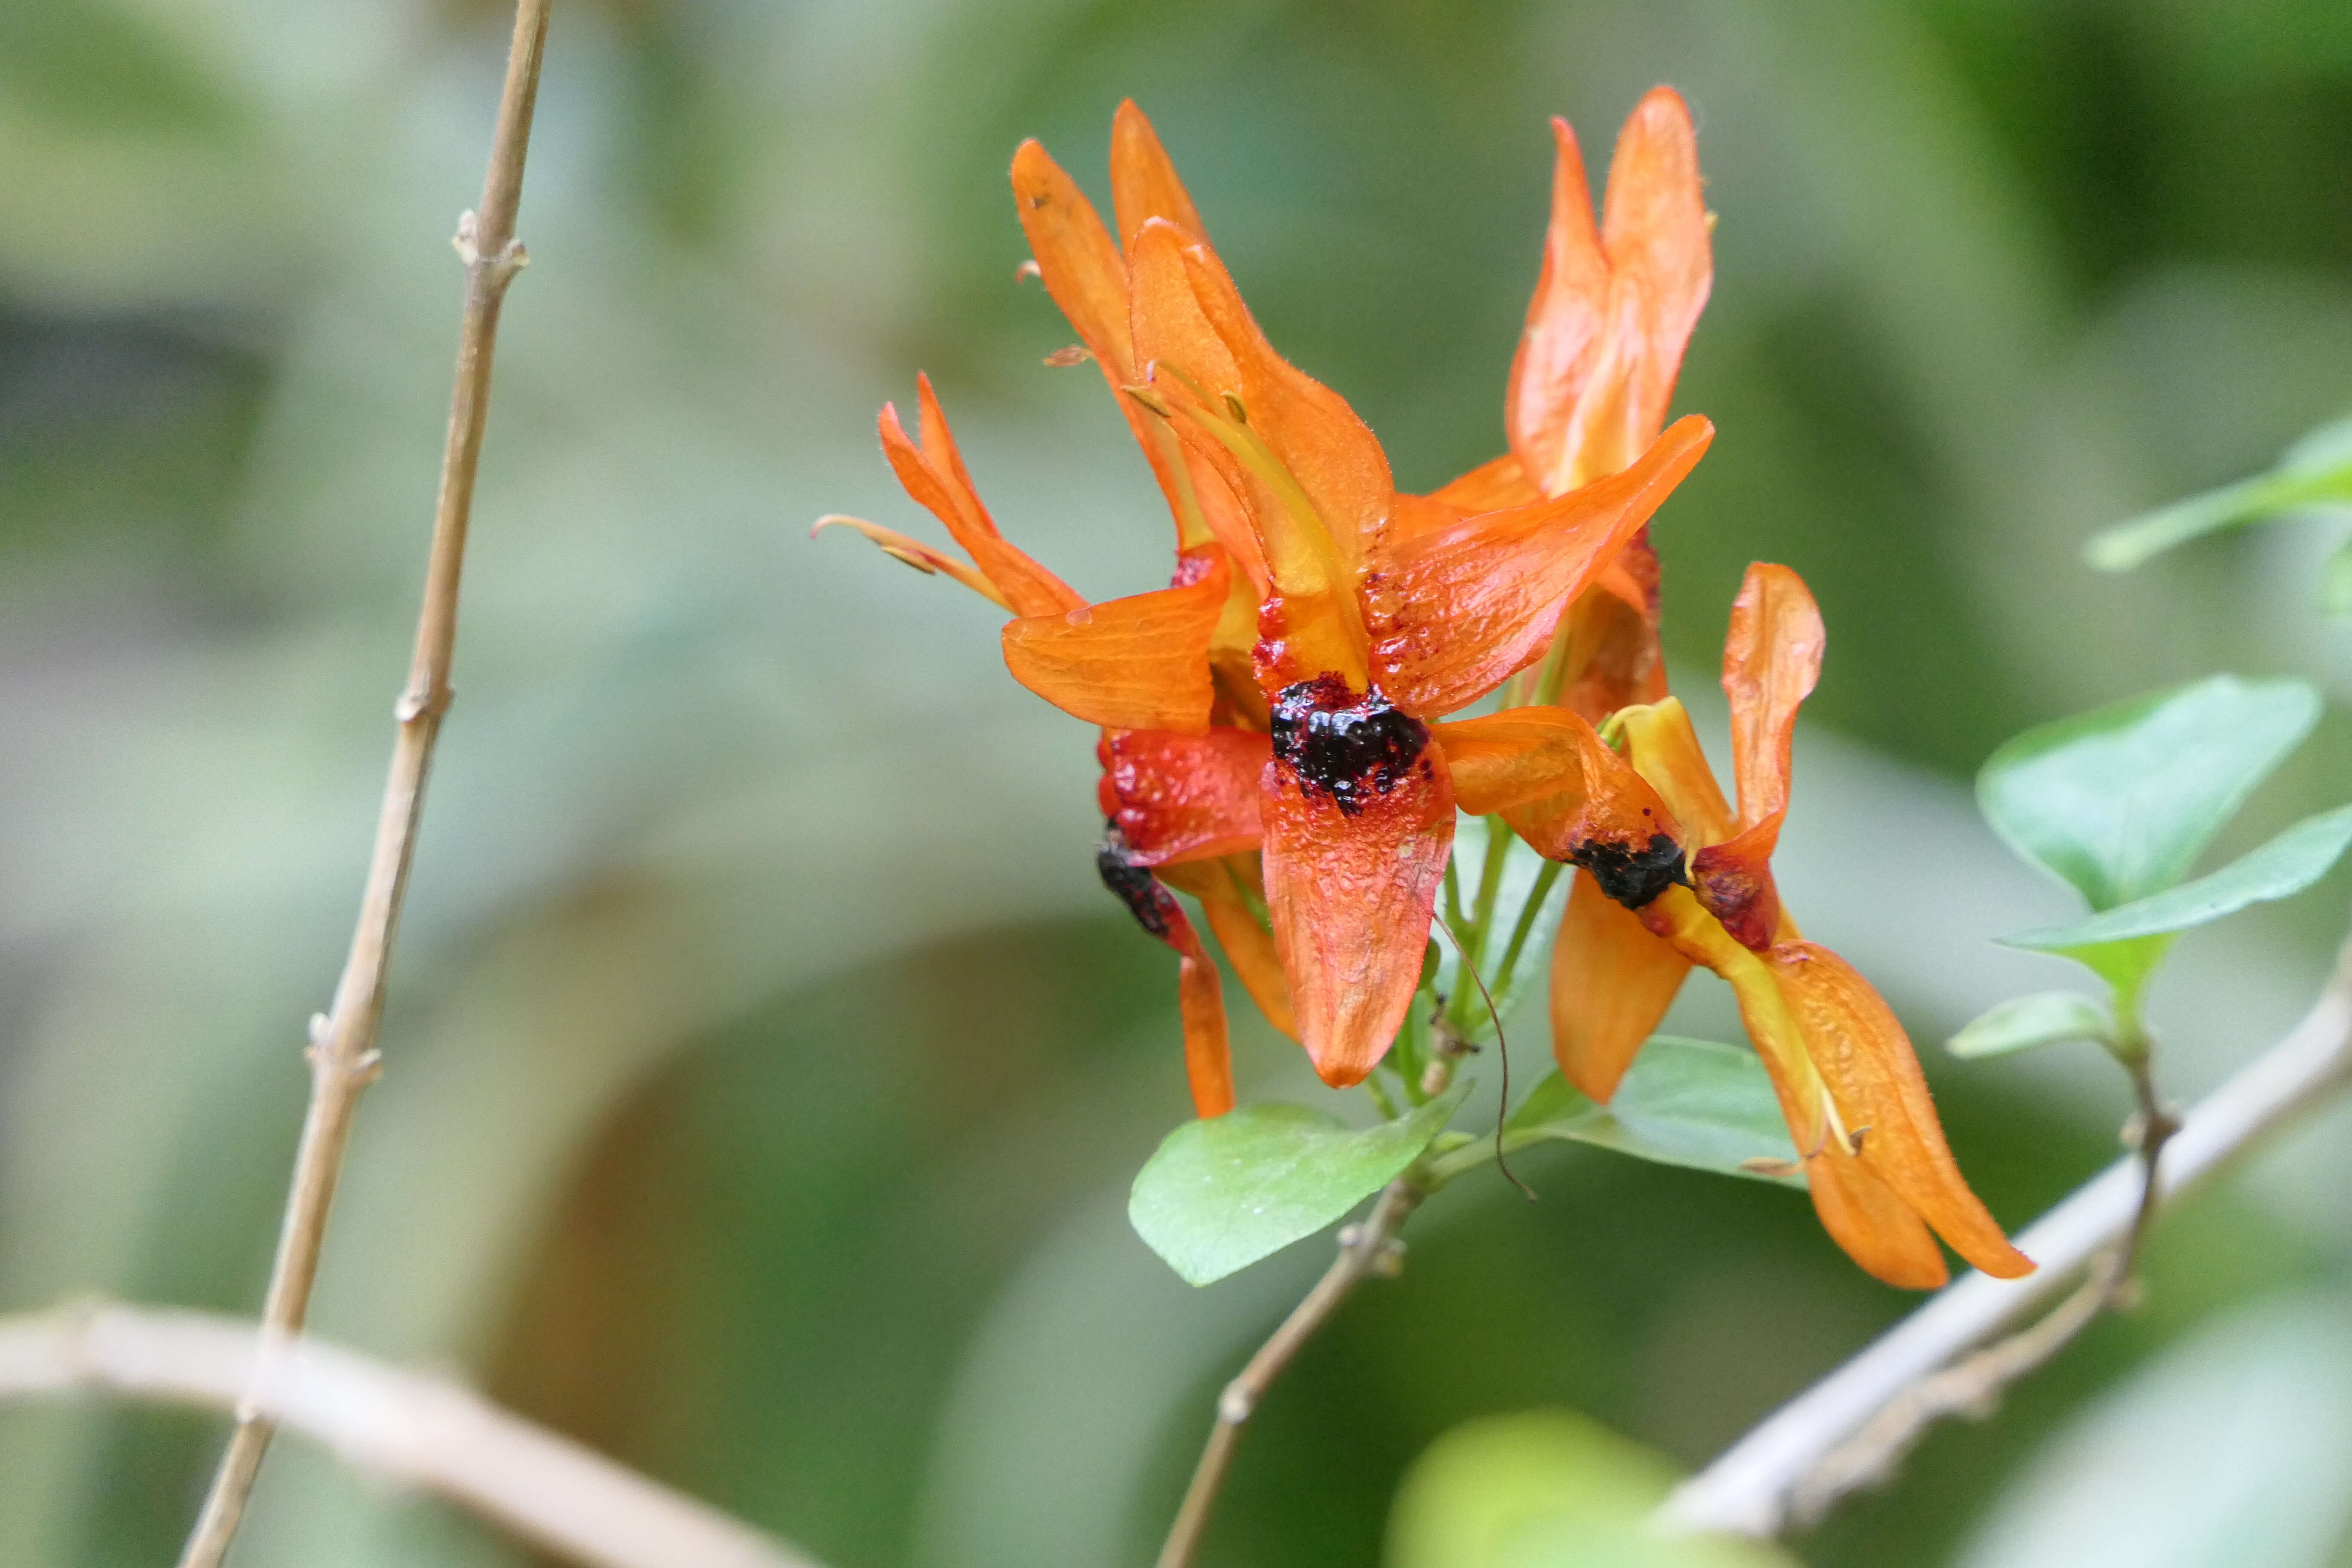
[1,1302,819,1568]
[1779,1044,2182,1522]
[1661,928,2352,1538]
[1154,1177,1425,1568]
[176,5,554,1562]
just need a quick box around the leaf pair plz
[1962,674,2352,1056]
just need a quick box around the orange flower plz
[826,101,1714,1106]
[1549,564,2033,1289]
[1022,113,1711,1087]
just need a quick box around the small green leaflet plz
[1978,675,2319,912]
[1129,1079,1470,1287]
[1948,991,2115,1060]
[1506,1038,1801,1186]
[2085,410,2352,573]
[2003,802,2352,952]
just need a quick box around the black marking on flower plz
[1269,674,1429,816]
[1097,821,1177,940]
[1572,833,1689,910]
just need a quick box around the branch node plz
[1216,1384,1255,1424]
[396,682,453,725]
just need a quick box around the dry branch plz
[177,3,556,1560]
[1,1303,818,1568]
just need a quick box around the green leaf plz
[1505,1038,1802,1185]
[2322,535,2352,619]
[1978,675,2320,911]
[1948,992,2115,1059]
[1128,1080,1469,1286]
[2003,802,2352,952]
[1390,1410,1798,1568]
[2085,411,2352,572]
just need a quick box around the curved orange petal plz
[1769,942,2034,1280]
[1109,100,1207,250]
[879,386,1080,618]
[1432,710,1687,910]
[1549,874,1690,1100]
[1011,139,1134,376]
[1153,853,1295,1040]
[1263,679,1454,1085]
[1805,1150,1949,1290]
[1722,562,1823,833]
[1368,417,1712,717]
[1639,886,1826,1151]
[1508,90,1712,496]
[1427,451,1543,512]
[1507,113,1606,496]
[1102,725,1269,864]
[1690,815,1787,951]
[1170,907,1236,1117]
[1001,553,1228,732]
[1589,87,1712,476]
[1098,837,1234,1117]
[1617,696,1738,846]
[1635,887,1951,1287]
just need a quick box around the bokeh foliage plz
[3,1,2352,1565]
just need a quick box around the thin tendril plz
[1434,914,1536,1201]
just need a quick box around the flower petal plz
[1770,941,2034,1280]
[1549,874,1690,1100]
[1010,139,1134,375]
[1001,552,1229,732]
[1722,562,1823,833]
[1264,679,1454,1084]
[1130,218,1393,582]
[1369,417,1712,717]
[1102,726,1269,864]
[879,383,1081,617]
[1553,536,1666,722]
[1170,907,1236,1118]
[1617,695,1738,846]
[1636,887,1956,1287]
[1098,835,1235,1117]
[1199,859,1299,1041]
[1427,451,1543,512]
[1109,100,1208,249]
[1508,90,1712,496]
[1433,710,1685,903]
[1805,1150,1949,1290]
[1690,815,1787,950]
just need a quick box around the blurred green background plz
[6,0,2352,1564]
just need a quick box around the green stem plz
[1491,859,1566,996]
[1446,819,1515,1032]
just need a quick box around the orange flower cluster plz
[822,94,2028,1289]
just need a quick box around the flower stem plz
[1152,1177,1426,1568]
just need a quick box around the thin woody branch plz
[175,3,555,1562]
[1660,927,2352,1539]
[0,1302,819,1568]
[1154,1176,1425,1568]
